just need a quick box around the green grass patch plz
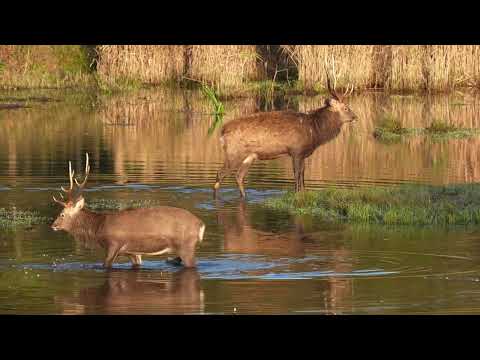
[424,119,480,139]
[373,115,480,143]
[264,184,480,225]
[373,114,420,143]
[0,207,48,229]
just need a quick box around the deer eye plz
[61,214,65,218]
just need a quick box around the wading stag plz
[51,153,205,268]
[213,64,357,198]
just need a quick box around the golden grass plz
[96,45,260,93]
[0,45,94,89]
[96,45,185,88]
[189,45,259,92]
[3,45,480,93]
[288,45,376,92]
[288,45,480,93]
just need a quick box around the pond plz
[1,88,480,314]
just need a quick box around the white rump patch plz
[242,153,258,165]
[198,224,206,243]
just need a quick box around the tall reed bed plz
[289,45,480,93]
[0,45,94,89]
[96,45,259,93]
[289,45,376,92]
[95,45,185,89]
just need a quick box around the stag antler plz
[53,153,90,207]
[324,56,354,101]
[74,153,90,190]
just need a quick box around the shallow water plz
[1,88,480,314]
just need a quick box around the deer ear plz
[73,196,85,211]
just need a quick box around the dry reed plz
[288,45,480,93]
[96,45,260,93]
[0,45,93,89]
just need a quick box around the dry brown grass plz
[3,45,480,93]
[189,45,259,91]
[96,45,260,93]
[286,45,376,92]
[96,45,185,87]
[288,45,480,93]
[0,45,93,89]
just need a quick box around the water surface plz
[1,88,480,314]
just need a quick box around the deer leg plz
[178,244,197,268]
[214,164,232,198]
[298,158,306,192]
[104,246,121,269]
[292,156,306,192]
[129,255,143,268]
[166,257,183,266]
[236,154,257,198]
[292,156,299,192]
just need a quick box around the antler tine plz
[52,194,67,207]
[74,153,90,189]
[60,161,75,197]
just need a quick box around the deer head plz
[324,56,357,123]
[51,153,90,231]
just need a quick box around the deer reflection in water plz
[55,268,204,315]
[216,200,354,314]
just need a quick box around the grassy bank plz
[265,184,480,225]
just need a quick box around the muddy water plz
[1,88,480,314]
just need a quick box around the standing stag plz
[51,153,205,268]
[213,61,357,198]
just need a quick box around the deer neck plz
[307,108,344,146]
[69,209,105,240]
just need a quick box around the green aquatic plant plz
[0,207,48,229]
[264,184,480,225]
[199,82,225,136]
[373,114,418,143]
[424,119,480,139]
[372,115,480,143]
[201,83,225,116]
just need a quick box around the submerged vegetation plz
[265,184,480,225]
[0,207,48,229]
[373,114,419,143]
